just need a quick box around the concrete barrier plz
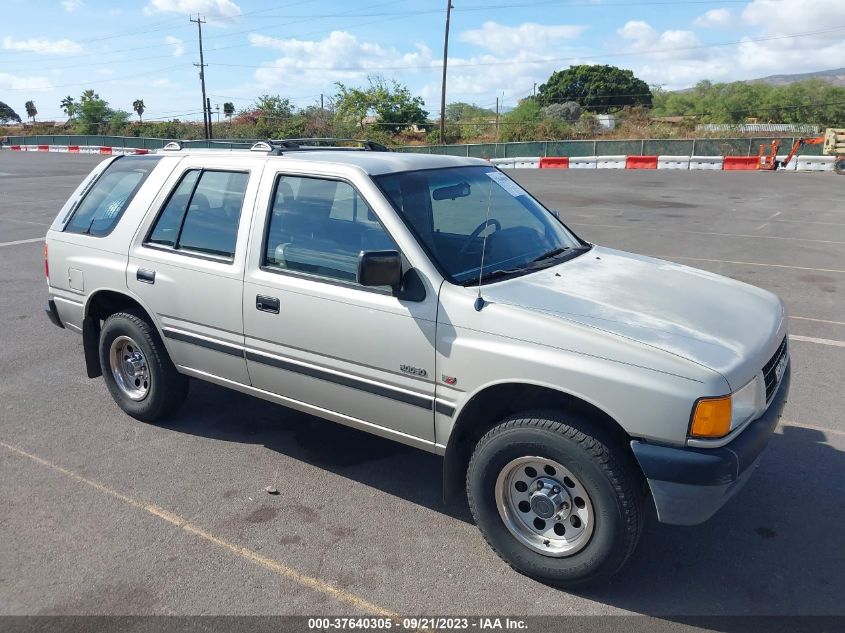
[723,156,758,170]
[490,157,515,169]
[513,157,540,168]
[776,155,797,171]
[626,155,658,169]
[597,155,626,169]
[657,155,690,170]
[569,156,597,169]
[689,156,724,170]
[539,157,569,169]
[796,155,835,172]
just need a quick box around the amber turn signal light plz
[690,395,732,438]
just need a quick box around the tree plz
[223,102,235,120]
[24,100,37,123]
[60,96,76,120]
[132,99,145,123]
[446,102,494,121]
[74,90,129,134]
[0,101,22,124]
[537,65,652,113]
[498,99,543,142]
[334,76,428,134]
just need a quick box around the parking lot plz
[1,151,844,620]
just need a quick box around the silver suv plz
[44,139,790,586]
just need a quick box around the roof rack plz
[253,138,391,155]
[160,138,391,155]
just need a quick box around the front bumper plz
[631,363,790,526]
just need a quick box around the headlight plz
[690,374,766,439]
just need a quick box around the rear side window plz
[146,169,249,260]
[64,156,161,237]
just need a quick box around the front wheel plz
[467,411,644,587]
[99,311,188,422]
[834,157,845,175]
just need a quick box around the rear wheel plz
[467,411,643,587]
[99,311,188,422]
[834,157,845,175]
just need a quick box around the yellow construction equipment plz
[758,128,845,174]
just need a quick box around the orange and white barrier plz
[3,144,150,155]
[657,156,690,170]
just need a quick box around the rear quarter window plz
[64,156,161,237]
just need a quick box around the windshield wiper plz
[532,246,571,262]
[532,244,590,263]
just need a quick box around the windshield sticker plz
[485,171,526,198]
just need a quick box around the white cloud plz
[693,8,731,28]
[0,72,52,92]
[249,29,589,111]
[742,0,845,32]
[165,35,184,56]
[249,30,434,89]
[459,21,588,52]
[617,21,700,61]
[2,36,84,55]
[61,0,84,12]
[144,0,241,23]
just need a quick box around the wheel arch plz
[82,288,161,379]
[442,381,635,505]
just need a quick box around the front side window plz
[264,175,397,284]
[146,169,249,259]
[375,166,584,284]
[64,156,161,237]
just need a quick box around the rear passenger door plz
[127,157,262,385]
[242,168,439,447]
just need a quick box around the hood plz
[482,246,785,388]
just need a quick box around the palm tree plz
[60,96,76,120]
[24,100,37,123]
[223,102,235,120]
[80,89,99,104]
[132,99,145,123]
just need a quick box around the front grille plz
[762,336,788,402]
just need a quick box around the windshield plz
[375,166,585,284]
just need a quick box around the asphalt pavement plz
[1,151,843,623]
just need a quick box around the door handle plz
[137,268,156,284]
[256,295,280,314]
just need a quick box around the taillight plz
[44,243,49,281]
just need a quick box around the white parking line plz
[791,316,845,326]
[650,255,845,274]
[570,221,845,246]
[0,237,44,248]
[788,334,845,348]
[0,217,51,227]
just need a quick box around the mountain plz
[747,68,845,87]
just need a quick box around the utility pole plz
[190,14,210,140]
[439,0,453,144]
[533,82,537,98]
[207,97,213,139]
[495,97,500,141]
[320,93,324,110]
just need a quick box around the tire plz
[467,410,644,587]
[834,157,845,175]
[99,311,188,422]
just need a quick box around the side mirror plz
[357,250,402,291]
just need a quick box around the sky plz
[1,0,843,123]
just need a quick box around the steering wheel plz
[458,218,501,259]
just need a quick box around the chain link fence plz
[4,135,825,156]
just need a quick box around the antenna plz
[474,176,494,311]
